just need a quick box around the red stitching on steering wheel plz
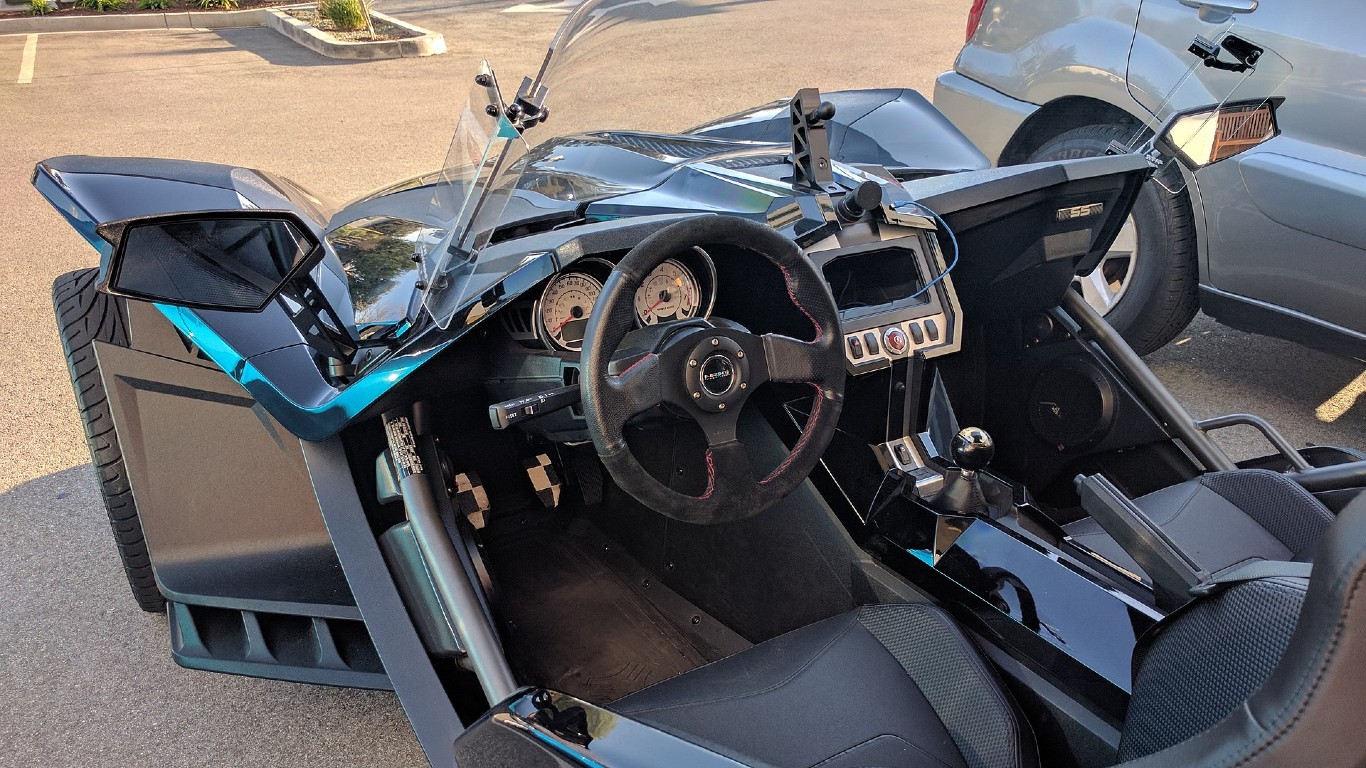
[610,352,656,379]
[762,383,824,485]
[774,262,825,343]
[699,449,717,500]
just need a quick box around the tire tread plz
[52,268,165,612]
[1030,124,1200,355]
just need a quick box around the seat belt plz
[1189,560,1313,597]
[1131,560,1313,676]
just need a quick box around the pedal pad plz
[523,453,563,509]
[452,471,491,529]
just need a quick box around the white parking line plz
[1316,369,1366,424]
[17,33,37,84]
[504,0,582,12]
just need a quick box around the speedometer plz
[540,272,602,352]
[634,259,701,325]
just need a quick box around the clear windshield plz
[421,4,1293,327]
[419,61,528,327]
[422,0,931,327]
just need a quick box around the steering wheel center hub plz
[699,354,736,395]
[682,335,749,412]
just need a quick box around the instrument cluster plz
[536,248,717,353]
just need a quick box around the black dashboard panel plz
[904,155,1151,321]
[822,242,930,317]
[805,220,964,374]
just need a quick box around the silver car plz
[934,0,1366,358]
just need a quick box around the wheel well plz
[998,97,1142,166]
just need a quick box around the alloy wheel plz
[1072,214,1138,315]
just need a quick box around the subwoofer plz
[1027,355,1116,451]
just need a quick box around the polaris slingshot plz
[36,2,1366,766]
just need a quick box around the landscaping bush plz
[74,0,125,11]
[196,0,239,8]
[138,0,172,8]
[319,0,367,31]
[29,0,49,15]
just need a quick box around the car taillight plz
[1162,100,1279,168]
[966,0,988,42]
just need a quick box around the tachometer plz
[540,272,602,352]
[634,259,701,325]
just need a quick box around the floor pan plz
[486,519,749,703]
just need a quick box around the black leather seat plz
[614,602,1036,768]
[612,493,1366,768]
[1063,469,1335,579]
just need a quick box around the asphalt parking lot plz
[0,0,1362,765]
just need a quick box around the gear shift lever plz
[936,427,994,515]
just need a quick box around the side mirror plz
[1156,99,1279,171]
[97,211,322,312]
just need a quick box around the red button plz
[883,327,908,354]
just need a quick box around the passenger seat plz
[1064,469,1336,580]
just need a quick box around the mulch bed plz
[2,0,295,17]
[285,6,415,42]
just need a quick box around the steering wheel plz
[580,215,846,525]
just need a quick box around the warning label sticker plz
[385,417,424,479]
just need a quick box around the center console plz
[806,205,964,374]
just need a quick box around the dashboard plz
[534,247,718,353]
[516,218,961,374]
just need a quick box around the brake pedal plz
[523,453,564,509]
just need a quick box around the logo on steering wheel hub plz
[699,354,736,396]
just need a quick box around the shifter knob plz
[952,427,994,472]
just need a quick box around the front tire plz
[1028,123,1199,355]
[53,269,166,612]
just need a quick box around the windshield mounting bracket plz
[506,76,549,133]
[789,88,843,195]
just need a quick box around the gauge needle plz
[642,289,672,318]
[552,311,578,333]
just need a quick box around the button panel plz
[842,312,951,370]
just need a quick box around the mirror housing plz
[97,211,322,312]
[1156,98,1281,171]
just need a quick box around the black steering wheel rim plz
[580,215,846,525]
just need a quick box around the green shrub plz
[28,0,49,15]
[319,0,366,31]
[196,0,238,8]
[74,0,125,11]
[138,0,172,8]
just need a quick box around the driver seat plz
[611,493,1366,768]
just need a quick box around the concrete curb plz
[0,4,276,34]
[265,7,444,59]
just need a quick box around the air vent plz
[711,154,785,170]
[500,303,537,342]
[603,133,726,158]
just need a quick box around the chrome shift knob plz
[951,427,994,472]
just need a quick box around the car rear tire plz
[1029,124,1199,356]
[53,268,166,613]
